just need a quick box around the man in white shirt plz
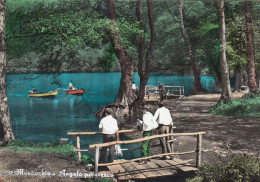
[137,107,155,164]
[154,102,173,159]
[99,109,119,163]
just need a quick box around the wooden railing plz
[164,86,184,98]
[88,131,205,173]
[145,85,184,100]
[67,129,136,161]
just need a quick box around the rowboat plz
[66,89,84,95]
[28,90,58,98]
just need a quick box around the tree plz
[95,0,134,119]
[245,1,257,92]
[0,0,15,144]
[134,0,155,106]
[178,0,203,94]
[217,1,232,102]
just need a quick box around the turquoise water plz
[6,72,214,158]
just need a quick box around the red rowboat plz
[66,89,84,95]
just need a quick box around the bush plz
[186,156,260,182]
[74,154,95,166]
[210,91,260,118]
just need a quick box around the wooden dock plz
[105,158,197,181]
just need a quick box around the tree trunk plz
[233,68,243,92]
[130,0,155,121]
[178,0,203,94]
[256,70,260,88]
[245,1,257,92]
[217,1,232,103]
[0,0,15,144]
[95,0,133,120]
[135,0,155,105]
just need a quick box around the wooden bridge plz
[67,130,205,181]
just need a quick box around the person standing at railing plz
[98,108,119,163]
[158,82,164,101]
[137,106,158,164]
[154,102,174,160]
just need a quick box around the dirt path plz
[124,93,259,166]
[157,93,260,165]
[0,149,87,182]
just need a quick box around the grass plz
[0,140,76,158]
[186,155,260,182]
[0,140,95,166]
[210,90,260,118]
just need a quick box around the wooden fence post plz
[76,135,81,162]
[95,147,99,174]
[196,134,202,168]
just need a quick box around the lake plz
[6,72,215,159]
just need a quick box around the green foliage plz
[5,0,139,73]
[210,90,260,118]
[186,156,260,182]
[98,44,116,72]
[0,140,76,158]
[193,14,218,37]
[79,154,95,166]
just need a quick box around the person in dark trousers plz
[158,82,164,101]
[99,109,119,163]
[137,107,156,164]
[154,102,173,160]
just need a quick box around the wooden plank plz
[153,159,177,174]
[76,135,81,162]
[165,159,198,172]
[177,165,198,172]
[165,159,193,166]
[107,164,126,174]
[130,161,161,178]
[106,161,132,181]
[94,147,99,173]
[196,134,202,168]
[153,159,172,168]
[89,132,206,148]
[146,161,172,176]
[121,162,146,179]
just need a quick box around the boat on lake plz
[28,90,58,98]
[66,89,84,95]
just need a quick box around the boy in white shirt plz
[138,107,155,164]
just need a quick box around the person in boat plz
[28,88,37,94]
[154,102,174,160]
[137,106,158,164]
[99,108,119,163]
[68,81,76,90]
